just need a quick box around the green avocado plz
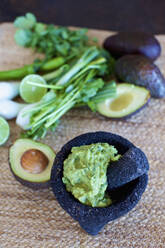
[9,139,55,189]
[62,143,120,207]
[96,83,150,118]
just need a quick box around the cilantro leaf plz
[80,78,104,103]
[14,13,36,29]
[14,13,90,59]
[14,29,32,46]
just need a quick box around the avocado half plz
[96,83,150,118]
[9,139,55,189]
[51,132,149,235]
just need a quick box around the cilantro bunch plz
[14,13,91,60]
[13,13,116,139]
[21,47,116,139]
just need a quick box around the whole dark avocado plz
[115,55,165,98]
[51,132,149,235]
[103,31,161,61]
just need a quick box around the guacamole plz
[62,143,120,207]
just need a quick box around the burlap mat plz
[0,23,165,248]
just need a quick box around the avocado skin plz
[115,55,165,98]
[103,32,161,61]
[107,147,149,190]
[51,131,148,235]
[9,162,50,190]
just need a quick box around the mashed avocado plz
[62,143,120,207]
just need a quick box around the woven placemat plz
[0,23,165,248]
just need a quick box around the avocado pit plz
[21,149,49,174]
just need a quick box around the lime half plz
[0,117,10,145]
[20,74,47,103]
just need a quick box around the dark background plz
[0,0,165,34]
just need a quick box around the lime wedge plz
[20,74,47,103]
[0,117,10,145]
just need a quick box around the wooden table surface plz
[0,0,165,34]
